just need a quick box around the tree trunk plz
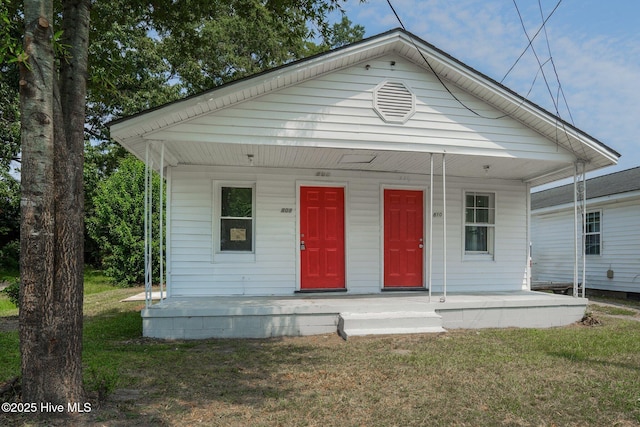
[19,0,90,406]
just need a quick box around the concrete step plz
[338,311,445,340]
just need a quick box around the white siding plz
[168,165,529,296]
[531,196,640,294]
[154,55,574,164]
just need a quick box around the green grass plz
[1,279,640,426]
[0,298,17,313]
[590,304,639,317]
[0,268,125,317]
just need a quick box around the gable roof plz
[531,167,640,210]
[109,28,619,186]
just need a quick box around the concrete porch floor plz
[140,291,588,340]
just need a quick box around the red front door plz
[384,189,424,287]
[300,186,345,289]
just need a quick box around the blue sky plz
[330,0,640,184]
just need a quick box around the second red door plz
[384,189,424,288]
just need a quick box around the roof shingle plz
[531,167,640,210]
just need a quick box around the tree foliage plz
[3,0,364,407]
[2,0,365,285]
[0,170,20,269]
[87,156,164,286]
[0,69,20,168]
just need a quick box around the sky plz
[329,0,640,187]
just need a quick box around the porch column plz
[159,143,165,302]
[144,142,153,308]
[573,161,587,298]
[580,163,587,298]
[442,153,447,302]
[428,154,433,302]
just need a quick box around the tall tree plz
[9,0,362,407]
[19,0,89,404]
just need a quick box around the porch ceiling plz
[144,141,570,185]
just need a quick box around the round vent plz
[373,80,415,123]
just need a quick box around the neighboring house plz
[109,29,619,339]
[531,167,640,299]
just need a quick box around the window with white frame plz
[218,185,254,252]
[584,211,601,255]
[464,192,495,256]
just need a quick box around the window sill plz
[463,253,495,262]
[213,252,256,263]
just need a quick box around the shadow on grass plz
[548,349,640,372]
[78,307,331,425]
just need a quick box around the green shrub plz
[1,278,19,307]
[0,240,19,271]
[86,156,164,286]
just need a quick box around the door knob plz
[419,244,424,249]
[300,241,306,250]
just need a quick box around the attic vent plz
[373,80,415,123]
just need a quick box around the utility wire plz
[537,0,575,127]
[512,0,559,118]
[501,0,562,83]
[385,0,510,120]
[512,0,585,158]
[385,0,588,160]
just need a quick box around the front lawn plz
[1,277,639,426]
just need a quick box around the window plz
[219,186,254,252]
[464,192,495,256]
[585,211,601,255]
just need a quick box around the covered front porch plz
[142,291,587,340]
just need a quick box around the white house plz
[109,29,619,339]
[531,167,640,299]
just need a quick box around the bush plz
[0,240,19,271]
[0,171,20,270]
[1,278,19,307]
[87,156,164,286]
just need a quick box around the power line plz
[385,0,509,120]
[537,0,575,127]
[511,0,586,159]
[501,0,562,83]
[385,0,587,160]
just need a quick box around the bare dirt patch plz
[0,316,18,332]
